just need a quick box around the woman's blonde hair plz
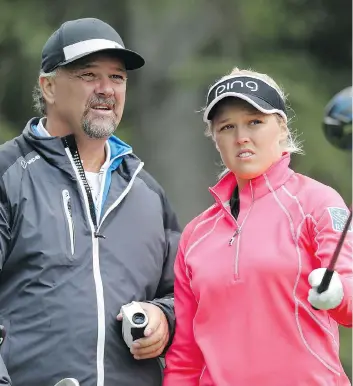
[204,67,303,156]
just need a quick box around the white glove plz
[307,268,344,310]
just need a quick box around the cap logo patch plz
[215,80,259,98]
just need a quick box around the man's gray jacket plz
[0,118,180,386]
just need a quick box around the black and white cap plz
[41,18,145,72]
[203,75,287,123]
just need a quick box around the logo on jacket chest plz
[20,154,40,169]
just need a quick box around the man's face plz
[48,52,127,139]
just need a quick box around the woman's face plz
[212,99,287,188]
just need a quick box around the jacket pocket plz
[62,190,75,256]
[297,299,341,376]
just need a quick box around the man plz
[0,18,180,386]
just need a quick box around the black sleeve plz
[0,181,12,384]
[0,360,10,385]
[138,170,181,351]
[149,193,181,352]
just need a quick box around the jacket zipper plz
[62,189,75,255]
[63,136,106,386]
[229,228,240,246]
[228,184,254,279]
[62,135,142,386]
[62,136,105,239]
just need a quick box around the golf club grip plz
[312,269,334,310]
[317,269,334,294]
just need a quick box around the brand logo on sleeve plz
[327,207,352,232]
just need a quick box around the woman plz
[163,68,352,385]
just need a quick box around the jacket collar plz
[209,153,294,208]
[22,117,139,177]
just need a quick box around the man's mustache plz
[85,97,116,111]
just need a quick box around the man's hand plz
[117,302,169,360]
[308,268,344,310]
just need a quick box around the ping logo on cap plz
[215,80,259,98]
[204,75,287,123]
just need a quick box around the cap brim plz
[203,92,287,123]
[58,47,145,70]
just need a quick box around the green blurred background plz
[0,0,351,379]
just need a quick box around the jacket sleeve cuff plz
[146,297,175,355]
[328,278,353,327]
